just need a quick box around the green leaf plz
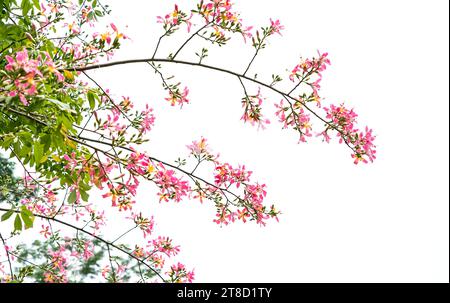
[33,142,43,165]
[20,208,34,229]
[47,98,76,114]
[80,189,89,202]
[68,189,77,204]
[14,214,23,231]
[87,91,96,110]
[39,155,48,163]
[21,0,32,16]
[1,209,14,222]
[32,0,40,9]
[20,206,33,217]
[21,215,34,229]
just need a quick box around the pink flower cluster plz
[129,212,155,238]
[187,137,210,156]
[275,99,312,142]
[199,0,253,42]
[101,264,127,282]
[126,149,152,175]
[186,136,219,162]
[151,236,181,257]
[241,88,271,129]
[129,236,192,278]
[289,51,331,104]
[97,23,127,45]
[321,104,377,164]
[157,4,192,32]
[213,162,278,226]
[167,262,195,283]
[154,165,190,202]
[4,49,64,106]
[20,181,62,217]
[214,163,252,187]
[184,137,280,225]
[165,86,190,107]
[102,108,127,138]
[89,159,116,190]
[44,246,70,283]
[269,19,284,36]
[139,104,156,134]
[200,0,237,24]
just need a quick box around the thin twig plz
[0,232,14,279]
[172,22,211,60]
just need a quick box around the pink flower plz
[269,19,284,35]
[19,94,29,106]
[101,266,110,279]
[103,108,126,138]
[167,262,195,283]
[129,212,155,238]
[120,96,134,111]
[40,225,52,239]
[5,55,15,71]
[110,22,127,39]
[186,137,210,156]
[237,208,251,223]
[241,88,270,129]
[322,104,376,164]
[154,165,190,202]
[241,26,253,43]
[15,49,28,64]
[110,23,118,32]
[150,236,180,257]
[82,241,94,260]
[165,86,190,107]
[275,99,312,142]
[157,4,191,32]
[140,104,156,134]
[289,51,331,86]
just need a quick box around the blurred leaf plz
[1,209,14,222]
[14,214,23,231]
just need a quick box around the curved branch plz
[63,58,357,153]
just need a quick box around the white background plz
[88,0,449,282]
[3,0,448,283]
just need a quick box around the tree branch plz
[63,58,346,142]
[172,22,211,60]
[0,232,13,279]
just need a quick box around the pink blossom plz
[275,99,312,142]
[154,164,190,202]
[5,55,15,71]
[241,88,270,129]
[186,137,211,157]
[322,104,376,164]
[269,19,284,35]
[165,86,190,107]
[82,241,94,260]
[129,212,155,238]
[140,104,156,134]
[157,4,191,32]
[167,262,195,283]
[40,225,52,239]
[101,266,110,279]
[150,236,180,257]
